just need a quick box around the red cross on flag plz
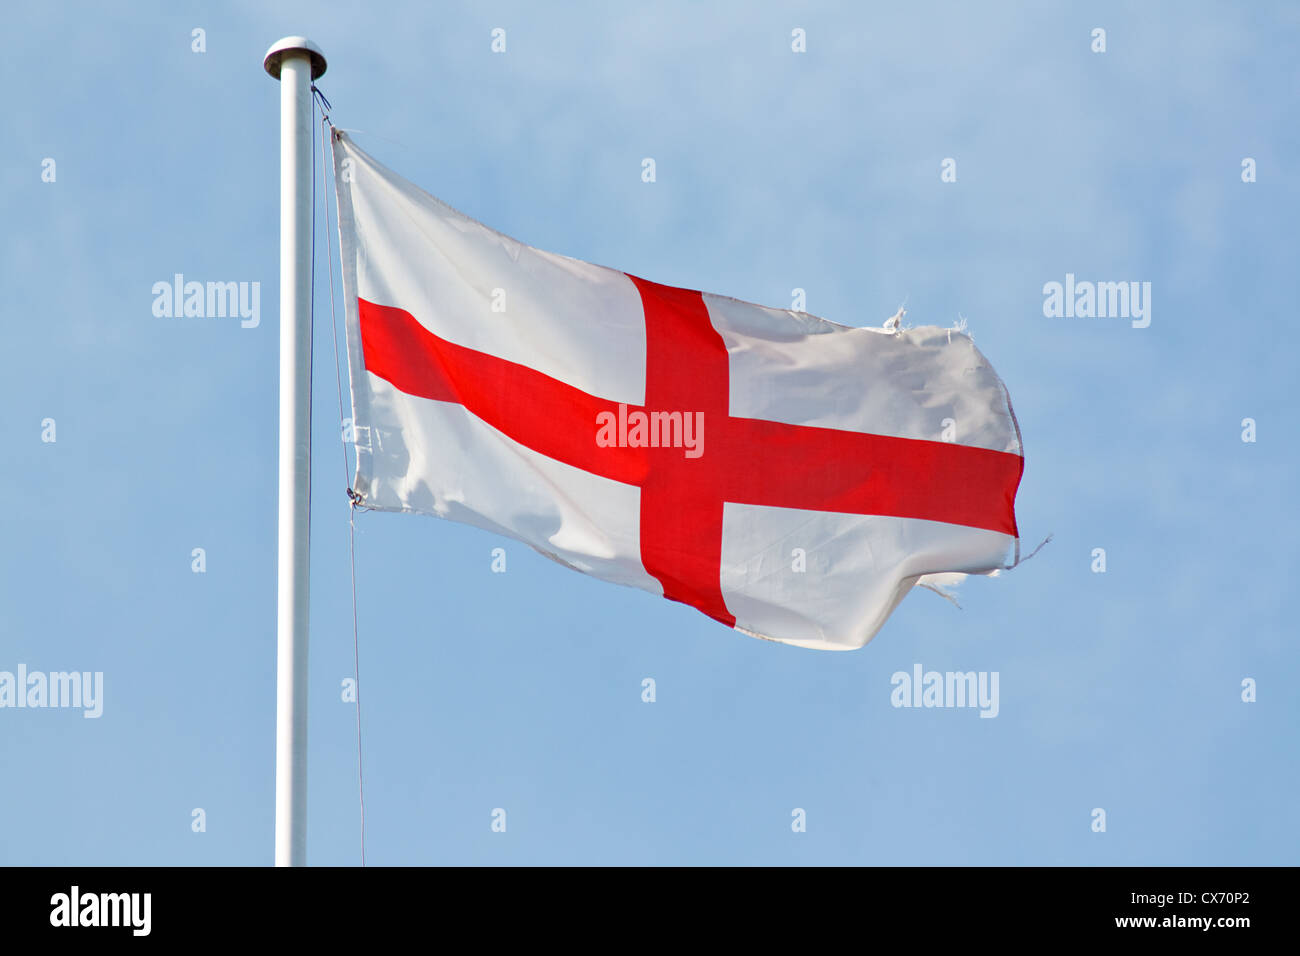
[332,131,1025,650]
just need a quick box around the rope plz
[313,86,367,867]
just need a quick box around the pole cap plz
[263,36,327,80]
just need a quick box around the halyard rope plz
[313,86,367,867]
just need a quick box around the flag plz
[332,130,1025,650]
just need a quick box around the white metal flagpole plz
[263,35,327,867]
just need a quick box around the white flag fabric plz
[332,130,1024,650]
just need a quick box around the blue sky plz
[2,1,1297,865]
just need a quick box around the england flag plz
[332,130,1025,650]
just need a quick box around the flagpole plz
[264,36,326,867]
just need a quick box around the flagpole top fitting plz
[264,36,327,80]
